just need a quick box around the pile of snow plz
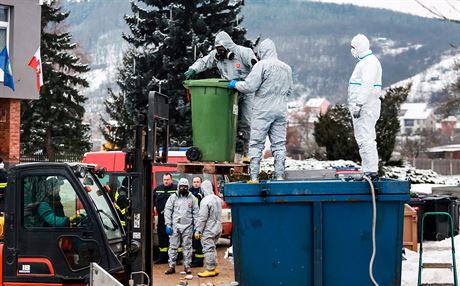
[259,157,460,186]
[261,157,358,172]
[402,236,460,285]
[383,166,449,184]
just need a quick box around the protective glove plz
[184,69,196,80]
[69,214,81,222]
[350,104,363,119]
[227,80,238,89]
[194,231,202,240]
[166,226,173,236]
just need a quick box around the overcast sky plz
[308,0,460,21]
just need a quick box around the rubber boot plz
[164,267,175,275]
[190,258,204,268]
[154,252,169,264]
[198,267,219,277]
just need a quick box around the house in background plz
[399,103,435,135]
[286,97,330,158]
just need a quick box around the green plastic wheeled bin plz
[183,79,238,162]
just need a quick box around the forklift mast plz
[126,91,169,285]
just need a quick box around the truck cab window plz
[23,175,90,228]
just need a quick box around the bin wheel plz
[186,147,202,162]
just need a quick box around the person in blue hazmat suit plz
[227,38,293,182]
[164,178,199,275]
[194,180,222,277]
[348,34,382,178]
[184,31,258,162]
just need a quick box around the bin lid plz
[183,78,230,89]
[224,178,410,199]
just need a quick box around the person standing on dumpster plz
[153,173,177,264]
[348,33,382,179]
[227,38,293,182]
[194,180,222,277]
[164,178,199,275]
[184,31,258,163]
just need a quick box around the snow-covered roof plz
[305,97,327,108]
[427,144,460,153]
[400,103,433,120]
[442,116,457,122]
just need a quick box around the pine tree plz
[376,85,410,162]
[21,0,91,161]
[314,104,360,161]
[100,88,135,150]
[314,86,410,165]
[101,0,249,148]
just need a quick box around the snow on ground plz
[402,236,460,285]
[391,52,460,102]
[259,157,460,196]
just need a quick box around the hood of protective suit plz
[201,180,214,196]
[351,34,370,55]
[257,38,278,60]
[177,178,190,190]
[214,31,236,51]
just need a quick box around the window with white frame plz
[0,6,9,82]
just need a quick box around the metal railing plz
[411,158,460,175]
[20,152,82,163]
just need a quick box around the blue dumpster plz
[224,179,410,286]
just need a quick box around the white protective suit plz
[348,34,382,173]
[195,180,222,271]
[189,31,258,154]
[164,178,199,268]
[235,39,293,180]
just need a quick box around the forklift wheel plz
[186,147,202,162]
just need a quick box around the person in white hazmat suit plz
[228,38,293,182]
[348,33,382,178]
[164,178,199,275]
[184,31,258,161]
[193,180,222,277]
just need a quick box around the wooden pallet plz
[176,162,249,175]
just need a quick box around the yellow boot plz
[198,267,219,277]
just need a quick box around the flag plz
[0,47,14,91]
[28,47,43,92]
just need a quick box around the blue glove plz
[227,80,238,89]
[184,69,196,80]
[166,226,172,236]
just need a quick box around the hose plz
[129,271,151,286]
[364,175,379,286]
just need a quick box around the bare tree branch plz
[446,0,460,14]
[414,0,460,23]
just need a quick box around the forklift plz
[0,91,170,286]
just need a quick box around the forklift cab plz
[1,163,123,284]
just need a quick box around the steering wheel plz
[71,213,89,228]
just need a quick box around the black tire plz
[186,147,202,162]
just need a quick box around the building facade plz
[0,0,41,165]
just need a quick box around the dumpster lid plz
[183,78,230,89]
[224,178,410,197]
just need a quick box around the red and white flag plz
[28,47,43,92]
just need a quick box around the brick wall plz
[0,98,20,165]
